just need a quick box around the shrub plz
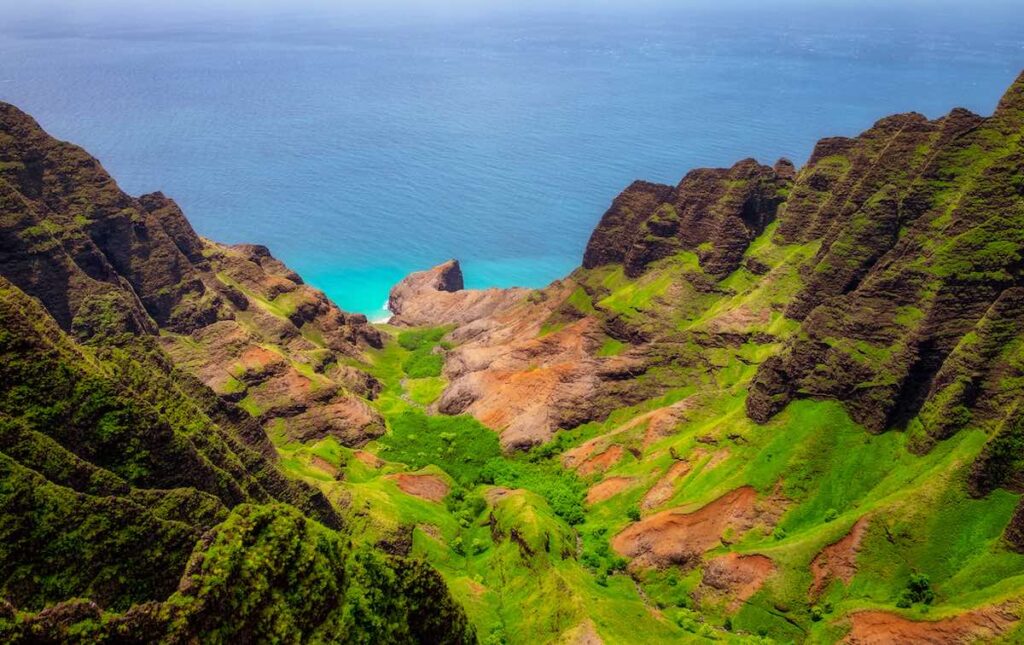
[627,506,641,522]
[896,573,934,607]
[402,350,443,378]
[397,327,448,351]
[479,458,585,525]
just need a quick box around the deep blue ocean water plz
[1,2,1022,320]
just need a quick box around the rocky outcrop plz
[390,263,654,449]
[388,259,527,327]
[746,72,1024,446]
[0,101,384,447]
[583,158,792,278]
[0,103,472,642]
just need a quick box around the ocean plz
[1,2,1022,320]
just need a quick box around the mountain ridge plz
[2,71,1024,643]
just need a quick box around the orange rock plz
[576,445,625,477]
[612,486,783,568]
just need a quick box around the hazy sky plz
[4,0,1024,31]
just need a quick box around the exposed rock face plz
[583,158,792,278]
[746,73,1024,470]
[0,101,385,448]
[394,268,652,450]
[611,487,782,569]
[843,605,1019,644]
[0,102,473,643]
[388,258,527,327]
[433,279,610,449]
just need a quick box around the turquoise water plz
[1,2,1021,320]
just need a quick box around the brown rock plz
[388,259,526,327]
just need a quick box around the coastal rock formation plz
[0,102,473,643]
[0,101,385,448]
[583,158,792,278]
[388,258,528,327]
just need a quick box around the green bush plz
[479,458,585,525]
[377,410,501,486]
[402,350,444,378]
[397,327,449,351]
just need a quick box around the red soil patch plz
[562,398,696,468]
[586,477,636,505]
[844,606,1019,644]
[310,456,339,478]
[641,399,695,447]
[691,447,730,471]
[562,437,602,469]
[392,474,449,502]
[576,445,625,477]
[700,552,777,611]
[810,517,869,597]
[612,486,781,568]
[641,460,691,509]
[352,450,383,469]
[237,346,287,380]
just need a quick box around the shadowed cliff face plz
[0,102,389,449]
[747,73,1024,448]
[582,157,793,278]
[0,105,474,643]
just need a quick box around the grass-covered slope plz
[0,276,475,643]
[0,103,475,642]
[297,72,1024,643]
[4,69,1024,644]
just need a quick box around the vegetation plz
[4,74,1024,644]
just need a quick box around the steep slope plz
[0,102,387,449]
[5,71,1024,644]
[0,106,474,642]
[371,71,1024,643]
